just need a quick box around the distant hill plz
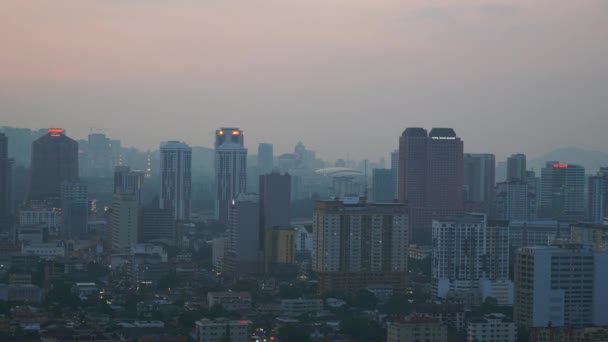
[528,147,608,174]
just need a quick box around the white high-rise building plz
[514,244,608,328]
[214,128,247,223]
[111,192,139,252]
[160,141,192,221]
[432,214,511,304]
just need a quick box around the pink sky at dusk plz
[1,0,607,160]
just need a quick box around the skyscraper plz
[160,141,192,221]
[257,143,274,176]
[214,128,247,223]
[588,168,608,223]
[312,198,408,293]
[539,162,585,222]
[87,133,113,178]
[114,165,144,205]
[494,181,535,221]
[111,192,139,252]
[140,207,174,242]
[506,154,526,182]
[463,153,495,213]
[398,127,464,243]
[259,172,291,250]
[60,180,88,238]
[225,193,260,276]
[390,149,399,199]
[0,133,13,216]
[29,128,79,202]
[372,168,395,202]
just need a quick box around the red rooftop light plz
[553,163,569,169]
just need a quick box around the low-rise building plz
[0,284,43,303]
[73,283,99,299]
[467,313,517,342]
[21,242,65,258]
[281,298,323,317]
[207,291,252,311]
[194,318,250,342]
[529,326,608,342]
[415,303,466,331]
[387,316,448,342]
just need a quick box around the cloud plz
[477,3,520,16]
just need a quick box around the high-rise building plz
[263,227,296,274]
[570,222,608,252]
[110,192,139,252]
[0,133,14,223]
[87,133,113,178]
[432,214,511,304]
[225,193,260,276]
[160,141,192,221]
[588,168,608,223]
[257,143,274,176]
[372,168,395,202]
[312,198,408,293]
[139,207,174,242]
[60,180,88,238]
[259,172,290,250]
[398,127,463,243]
[507,154,526,182]
[539,162,585,222]
[114,166,144,205]
[514,244,608,328]
[29,128,79,202]
[390,150,399,199]
[494,181,535,221]
[214,128,247,223]
[463,153,495,213]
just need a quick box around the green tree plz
[278,324,311,342]
[340,317,383,342]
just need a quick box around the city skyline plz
[1,1,607,160]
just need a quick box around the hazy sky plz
[1,0,607,161]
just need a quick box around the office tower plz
[110,192,139,252]
[539,162,585,221]
[463,153,495,213]
[264,227,296,274]
[225,193,260,276]
[507,154,526,182]
[398,127,464,243]
[258,143,274,176]
[0,127,35,167]
[277,153,297,173]
[372,168,395,202]
[140,207,174,242]
[432,214,510,304]
[60,180,88,238]
[514,244,608,328]
[259,172,290,245]
[160,141,192,221]
[494,181,535,221]
[214,128,247,223]
[29,128,79,202]
[114,165,144,204]
[588,168,608,223]
[0,133,14,219]
[390,150,399,199]
[87,133,113,178]
[312,198,408,293]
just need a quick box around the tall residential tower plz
[214,128,247,223]
[160,141,192,221]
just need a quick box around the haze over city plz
[1,0,607,160]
